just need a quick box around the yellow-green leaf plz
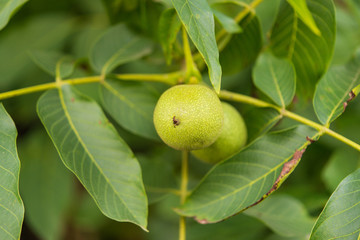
[0,104,24,240]
[37,85,148,230]
[287,0,321,36]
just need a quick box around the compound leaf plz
[0,104,24,240]
[37,85,148,230]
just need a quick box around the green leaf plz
[321,147,360,192]
[19,130,73,240]
[100,79,160,141]
[313,50,360,125]
[172,0,222,92]
[212,8,242,34]
[243,107,282,143]
[245,194,315,237]
[37,85,148,230]
[310,168,360,239]
[270,0,336,100]
[253,52,296,107]
[90,24,153,75]
[158,8,182,65]
[29,50,75,79]
[0,104,24,240]
[177,125,318,223]
[286,0,320,36]
[0,0,28,31]
[220,14,262,75]
[0,14,75,90]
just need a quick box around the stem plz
[219,90,360,152]
[182,27,194,72]
[0,76,101,101]
[219,90,277,108]
[0,72,182,101]
[179,150,189,240]
[111,72,182,85]
[182,27,201,83]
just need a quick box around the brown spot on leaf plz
[71,98,75,102]
[247,145,312,210]
[99,120,102,125]
[306,136,316,143]
[343,90,356,111]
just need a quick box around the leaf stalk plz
[182,27,201,83]
[219,90,360,152]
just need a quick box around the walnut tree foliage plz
[0,0,360,239]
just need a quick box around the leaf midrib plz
[268,59,285,107]
[288,10,298,59]
[57,87,139,223]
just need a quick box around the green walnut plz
[192,102,247,164]
[153,84,224,150]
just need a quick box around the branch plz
[219,90,360,152]
[0,72,182,101]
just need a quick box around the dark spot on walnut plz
[173,116,180,127]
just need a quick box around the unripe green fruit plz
[153,84,224,150]
[192,102,247,164]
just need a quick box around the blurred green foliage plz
[0,0,360,239]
